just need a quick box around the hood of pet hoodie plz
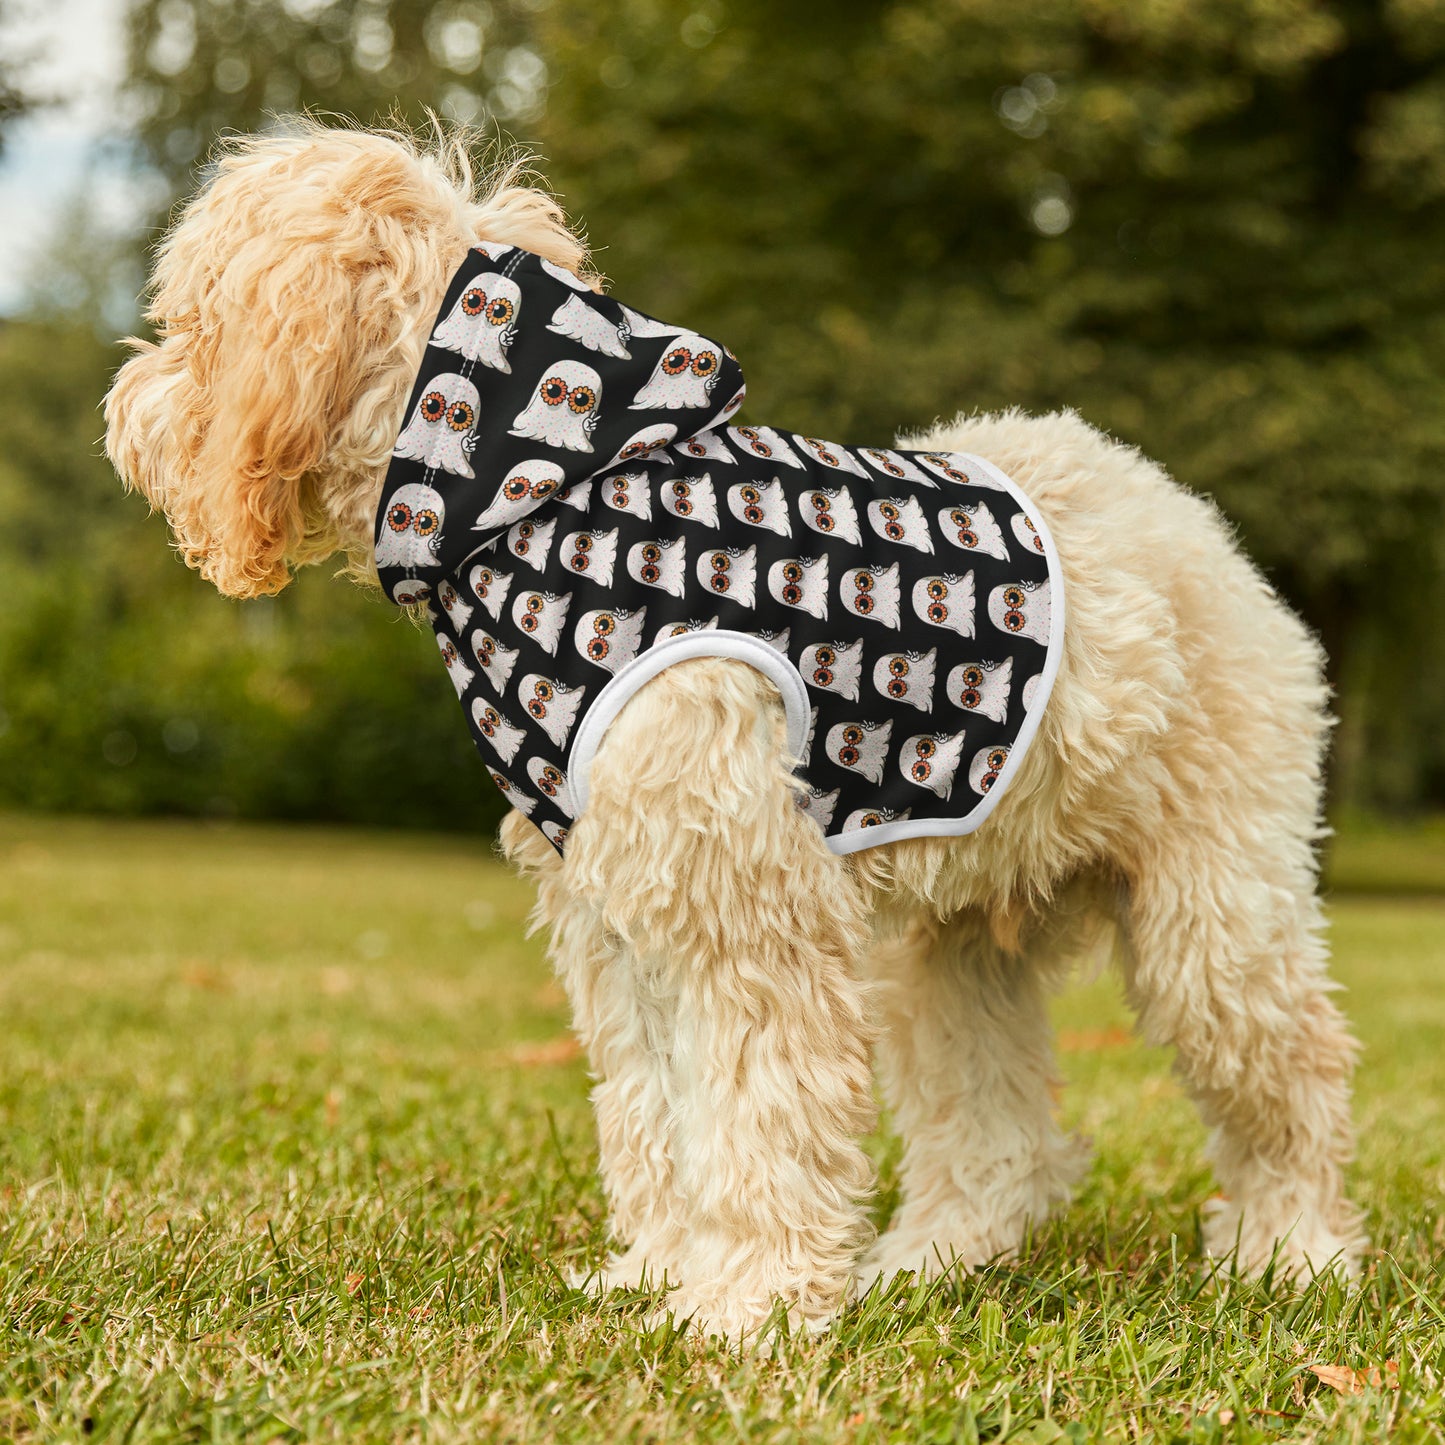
[376,243,1064,857]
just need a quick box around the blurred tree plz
[0,0,35,154]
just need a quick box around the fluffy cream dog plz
[105,121,1364,1342]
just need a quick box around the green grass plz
[1,812,1442,1443]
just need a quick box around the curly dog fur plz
[105,121,1365,1343]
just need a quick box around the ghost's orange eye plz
[587,638,610,660]
[534,681,555,703]
[386,502,412,532]
[1004,610,1025,631]
[420,391,446,422]
[487,296,514,326]
[782,585,802,604]
[854,593,874,614]
[962,666,983,688]
[782,562,803,584]
[916,738,937,759]
[879,503,899,522]
[989,748,1008,770]
[958,529,978,547]
[740,486,760,505]
[531,478,557,498]
[861,812,882,826]
[691,350,718,377]
[449,401,475,432]
[838,746,860,767]
[925,580,946,601]
[541,376,568,405]
[461,287,486,316]
[710,552,729,572]
[810,493,829,512]
[642,544,661,563]
[475,569,492,590]
[661,347,692,375]
[594,613,617,635]
[574,534,594,554]
[950,509,971,528]
[1003,586,1025,609]
[441,640,458,663]
[611,486,629,506]
[738,427,759,440]
[641,565,660,583]
[842,725,864,747]
[478,637,496,656]
[813,666,834,686]
[928,602,948,623]
[414,510,439,537]
[854,571,875,593]
[504,477,529,502]
[673,481,691,498]
[962,687,981,708]
[525,595,543,613]
[815,646,836,667]
[686,439,705,456]
[569,385,596,414]
[889,657,909,678]
[911,760,932,782]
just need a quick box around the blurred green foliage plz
[2,0,1443,828]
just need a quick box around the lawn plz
[1,812,1442,1443]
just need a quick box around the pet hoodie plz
[375,243,1064,856]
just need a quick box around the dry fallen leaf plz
[345,1273,365,1296]
[1310,1362,1399,1395]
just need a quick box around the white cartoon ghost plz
[916,452,1004,489]
[506,515,556,571]
[520,674,585,749]
[1010,511,1047,556]
[873,649,937,713]
[574,606,647,673]
[755,627,791,654]
[867,496,935,553]
[620,304,678,339]
[436,633,474,698]
[727,425,805,468]
[800,640,864,702]
[861,448,933,485]
[626,538,687,596]
[799,436,870,477]
[547,292,631,358]
[767,555,830,619]
[900,731,966,800]
[431,272,520,371]
[392,373,480,478]
[988,580,1052,645]
[969,744,1011,797]
[697,545,757,608]
[390,578,431,606]
[437,578,473,632]
[726,478,792,536]
[509,360,603,452]
[913,573,976,637]
[798,786,840,830]
[526,756,573,816]
[511,589,571,656]
[473,239,514,261]
[824,719,893,785]
[842,805,911,833]
[937,501,1009,560]
[376,483,446,570]
[1022,672,1042,710]
[840,562,901,628]
[561,528,619,587]
[601,470,653,521]
[719,386,747,420]
[541,259,591,291]
[799,485,862,544]
[487,768,535,815]
[470,627,520,693]
[555,480,593,512]
[471,698,526,763]
[674,431,735,465]
[631,333,724,409]
[541,820,569,848]
[660,473,719,527]
[468,561,512,621]
[946,658,1013,724]
[654,617,719,646]
[474,460,567,532]
[602,423,676,469]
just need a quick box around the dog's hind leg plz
[1120,832,1364,1279]
[564,657,878,1342]
[858,908,1089,1290]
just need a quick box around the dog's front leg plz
[564,658,878,1344]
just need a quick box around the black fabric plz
[375,244,1060,854]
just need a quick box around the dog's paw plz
[645,1289,836,1351]
[570,1245,675,1296]
[1202,1196,1366,1282]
